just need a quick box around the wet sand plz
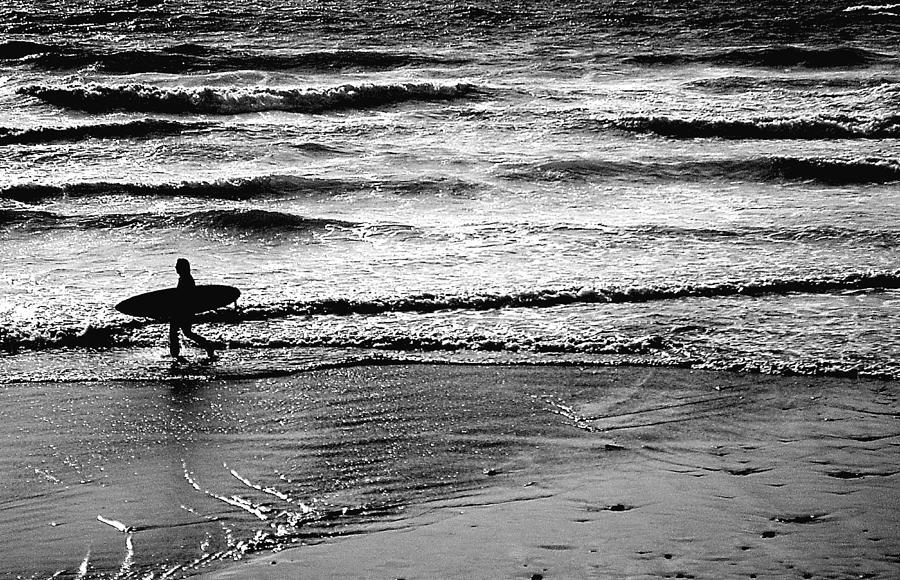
[3,362,900,578]
[198,365,900,580]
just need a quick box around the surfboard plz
[115,285,240,321]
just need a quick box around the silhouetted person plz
[170,258,216,359]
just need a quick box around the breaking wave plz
[0,176,351,202]
[625,45,892,68]
[686,75,900,92]
[12,272,900,330]
[511,156,900,185]
[0,40,466,72]
[225,270,900,320]
[522,224,900,246]
[3,270,900,381]
[0,119,205,146]
[0,321,671,358]
[613,225,900,245]
[0,208,57,226]
[5,206,898,246]
[179,209,355,231]
[90,208,356,231]
[0,175,469,203]
[0,40,58,59]
[2,322,898,380]
[843,3,900,13]
[17,82,479,114]
[0,208,357,232]
[600,114,900,139]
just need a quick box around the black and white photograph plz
[1,1,899,578]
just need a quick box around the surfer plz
[170,258,217,359]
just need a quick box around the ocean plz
[1,0,899,577]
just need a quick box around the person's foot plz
[205,348,218,360]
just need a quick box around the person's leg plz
[180,323,216,357]
[169,322,180,357]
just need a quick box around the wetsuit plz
[169,272,215,357]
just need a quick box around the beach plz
[197,365,900,580]
[4,361,899,578]
[3,0,900,577]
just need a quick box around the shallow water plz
[0,364,605,578]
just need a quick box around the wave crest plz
[602,114,900,139]
[626,45,890,68]
[0,175,477,203]
[0,208,57,226]
[0,176,351,203]
[1,41,465,73]
[0,40,56,59]
[225,271,900,321]
[179,209,354,231]
[2,324,897,381]
[511,156,900,185]
[0,119,204,146]
[843,3,900,12]
[17,82,479,115]
[0,208,357,232]
[686,76,900,92]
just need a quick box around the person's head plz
[175,258,191,276]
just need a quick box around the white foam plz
[181,460,203,492]
[112,533,134,580]
[74,550,90,580]
[229,465,292,501]
[844,3,900,11]
[97,515,129,533]
[34,467,62,484]
[182,460,269,520]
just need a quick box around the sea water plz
[1,0,898,577]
